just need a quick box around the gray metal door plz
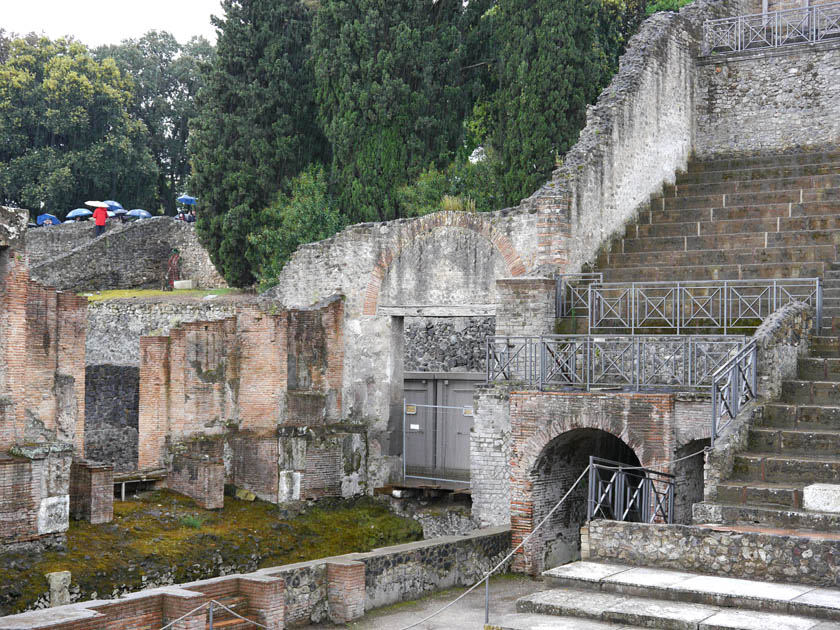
[403,373,482,482]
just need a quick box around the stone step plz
[602,245,835,270]
[799,358,840,381]
[716,480,802,509]
[642,201,840,225]
[760,403,840,430]
[492,611,645,630]
[781,380,840,405]
[616,230,840,254]
[541,560,840,622]
[676,161,840,186]
[695,502,840,532]
[687,151,840,174]
[602,261,826,283]
[658,187,840,211]
[628,214,840,240]
[811,337,840,358]
[732,452,840,484]
[748,426,840,455]
[664,173,840,198]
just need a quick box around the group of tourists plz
[176,208,197,223]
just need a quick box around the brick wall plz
[327,561,365,624]
[167,440,225,510]
[0,455,39,543]
[494,278,556,338]
[231,435,280,503]
[69,459,114,524]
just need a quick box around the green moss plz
[82,288,239,302]
[0,492,421,615]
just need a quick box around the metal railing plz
[711,339,758,445]
[556,272,602,319]
[487,334,746,392]
[703,2,840,54]
[587,456,675,524]
[571,278,821,334]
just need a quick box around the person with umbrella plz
[87,201,108,237]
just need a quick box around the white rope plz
[158,599,269,630]
[393,445,710,630]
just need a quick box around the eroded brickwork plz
[69,459,114,524]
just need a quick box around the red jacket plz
[93,207,108,226]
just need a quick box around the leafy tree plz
[97,32,215,215]
[312,0,468,223]
[247,165,344,289]
[0,36,157,215]
[646,0,694,15]
[189,0,325,287]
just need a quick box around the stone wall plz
[471,386,514,528]
[404,316,493,372]
[84,365,140,472]
[584,519,840,587]
[695,40,840,158]
[0,526,511,629]
[28,218,226,291]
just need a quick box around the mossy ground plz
[0,491,422,615]
[82,288,240,302]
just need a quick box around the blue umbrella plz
[67,208,92,219]
[37,213,59,226]
[127,209,152,219]
[103,200,123,209]
[176,195,197,206]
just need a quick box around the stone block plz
[803,484,840,513]
[279,471,301,502]
[46,571,71,607]
[37,496,69,535]
[173,279,194,290]
[235,488,256,501]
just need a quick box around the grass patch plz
[0,491,422,615]
[82,288,239,302]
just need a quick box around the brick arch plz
[361,212,527,315]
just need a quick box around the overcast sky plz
[3,0,223,48]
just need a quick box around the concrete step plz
[687,151,840,174]
[716,480,803,509]
[540,560,840,622]
[760,403,840,430]
[641,201,840,225]
[602,261,826,283]
[811,336,840,358]
[781,380,840,405]
[616,230,840,254]
[602,245,835,269]
[664,173,840,198]
[799,358,840,381]
[493,611,645,630]
[732,452,840,484]
[676,161,840,186]
[628,214,840,239]
[748,426,840,455]
[696,502,840,532]
[657,187,840,211]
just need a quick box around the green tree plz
[646,0,693,15]
[0,36,157,215]
[97,32,215,215]
[312,0,468,223]
[488,0,605,206]
[247,165,344,289]
[189,0,325,287]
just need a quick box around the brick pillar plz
[70,460,113,524]
[327,560,365,624]
[138,336,170,470]
[163,593,206,630]
[495,278,556,338]
[57,292,88,457]
[240,576,285,630]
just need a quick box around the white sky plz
[2,0,223,48]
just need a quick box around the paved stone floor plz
[304,574,544,630]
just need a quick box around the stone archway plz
[361,212,527,316]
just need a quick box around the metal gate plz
[403,373,481,483]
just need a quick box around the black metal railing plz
[587,456,675,524]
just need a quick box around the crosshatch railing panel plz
[587,457,675,525]
[487,335,746,392]
[585,278,821,334]
[711,339,758,445]
[703,2,840,54]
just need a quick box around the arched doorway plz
[528,428,641,572]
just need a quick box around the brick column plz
[327,560,365,624]
[138,336,170,470]
[162,593,206,630]
[495,278,556,338]
[239,576,285,630]
[69,459,113,524]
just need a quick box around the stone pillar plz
[494,278,556,338]
[69,459,114,524]
[327,560,366,624]
[46,571,71,607]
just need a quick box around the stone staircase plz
[493,561,840,629]
[594,150,840,284]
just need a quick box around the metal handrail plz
[703,2,840,54]
[488,334,746,392]
[584,278,821,334]
[710,338,758,445]
[556,272,603,318]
